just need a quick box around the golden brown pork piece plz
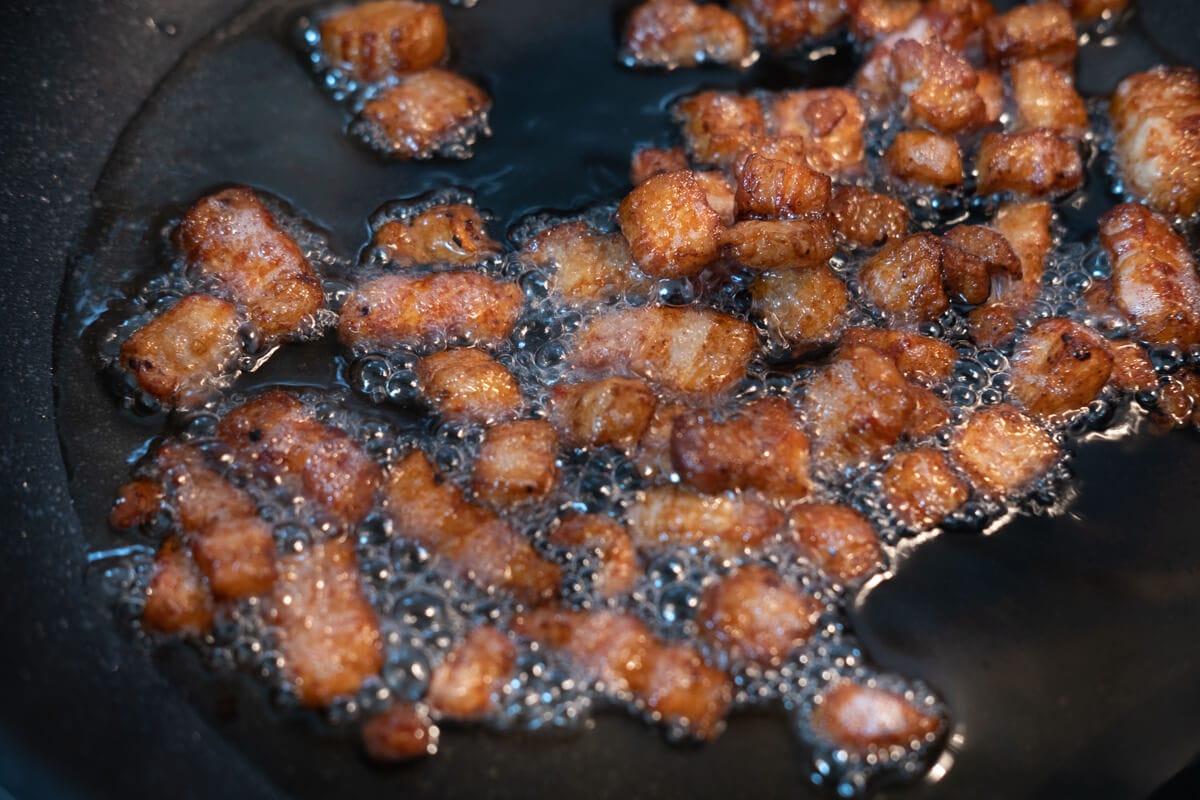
[319,1,447,82]
[699,565,822,666]
[976,130,1083,197]
[548,377,658,450]
[373,204,501,268]
[1106,340,1158,395]
[269,536,383,708]
[731,0,856,52]
[670,397,813,501]
[426,627,517,720]
[512,608,732,738]
[415,348,524,424]
[623,0,756,68]
[674,91,767,169]
[811,683,941,753]
[522,222,650,306]
[386,450,561,603]
[968,201,1054,346]
[735,152,832,219]
[722,216,837,270]
[804,345,916,470]
[851,0,920,40]
[361,704,439,762]
[175,187,326,342]
[120,294,241,406]
[626,486,785,557]
[1098,203,1200,348]
[1064,0,1129,21]
[1009,318,1115,421]
[920,0,996,51]
[884,130,963,189]
[840,328,957,387]
[217,391,383,530]
[983,1,1076,69]
[890,38,989,135]
[949,404,1061,498]
[1011,60,1087,140]
[338,271,523,351]
[694,171,738,226]
[790,503,884,583]
[109,479,165,531]
[976,68,1006,126]
[570,305,758,399]
[859,233,949,327]
[630,146,690,184]
[471,420,560,509]
[357,69,491,160]
[1110,67,1200,218]
[767,89,867,177]
[828,185,909,248]
[142,536,215,635]
[940,224,1021,306]
[617,171,725,278]
[1153,369,1200,430]
[881,448,969,529]
[751,265,850,353]
[547,514,639,599]
[905,383,953,439]
[636,400,691,476]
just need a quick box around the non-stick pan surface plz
[3,1,1200,798]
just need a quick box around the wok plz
[2,0,1200,797]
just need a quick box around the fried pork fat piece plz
[471,420,560,509]
[521,222,650,306]
[858,233,949,327]
[415,347,523,424]
[570,305,757,399]
[175,187,326,342]
[120,294,240,406]
[1009,318,1114,421]
[829,185,909,248]
[361,704,440,762]
[319,1,447,82]
[968,201,1054,346]
[889,38,990,136]
[218,390,384,530]
[626,486,785,557]
[513,608,733,738]
[674,91,766,169]
[722,217,837,270]
[623,0,756,68]
[699,565,821,666]
[840,327,957,387]
[811,683,941,753]
[975,129,1083,198]
[631,146,690,184]
[142,536,215,635]
[1011,59,1087,140]
[546,514,639,599]
[734,152,832,219]
[731,0,855,52]
[767,89,867,176]
[1099,203,1200,348]
[791,503,884,583]
[881,447,969,529]
[427,626,517,719]
[373,203,501,267]
[617,170,724,278]
[339,271,522,351]
[1110,67,1200,218]
[548,377,658,450]
[269,537,383,708]
[950,404,1060,498]
[751,265,849,353]
[983,1,1076,70]
[940,224,1020,306]
[386,450,561,603]
[357,69,491,160]
[884,130,963,189]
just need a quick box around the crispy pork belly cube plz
[891,38,987,136]
[699,564,821,666]
[840,327,957,387]
[804,345,915,469]
[571,306,757,399]
[471,420,560,509]
[427,627,516,720]
[415,348,523,424]
[1106,340,1158,395]
[791,503,883,582]
[983,1,1076,69]
[643,642,732,738]
[362,704,439,762]
[881,447,968,528]
[976,130,1083,197]
[941,224,1020,306]
[217,391,383,530]
[950,404,1060,498]
[175,187,325,342]
[851,0,921,40]
[373,204,501,267]
[618,171,724,278]
[522,222,649,306]
[751,265,849,353]
[920,0,996,51]
[767,89,867,176]
[859,233,949,327]
[631,146,690,184]
[1064,0,1129,21]
[731,0,855,51]
[1099,203,1200,348]
[547,514,639,599]
[723,217,836,270]
[626,486,785,557]
[1110,67,1200,217]
[636,401,690,476]
[120,294,240,406]
[976,69,1005,126]
[811,683,941,753]
[338,271,522,351]
[319,1,447,82]
[675,91,767,169]
[993,201,1053,306]
[1011,60,1087,139]
[694,171,738,226]
[109,479,164,530]
[671,397,813,500]
[885,130,963,189]
[142,536,215,635]
[623,0,756,68]
[548,377,658,450]
[357,69,491,160]
[735,152,831,219]
[968,303,1019,348]
[1009,318,1114,420]
[386,450,562,603]
[905,383,953,438]
[829,186,909,248]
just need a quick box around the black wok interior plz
[3,1,1200,797]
